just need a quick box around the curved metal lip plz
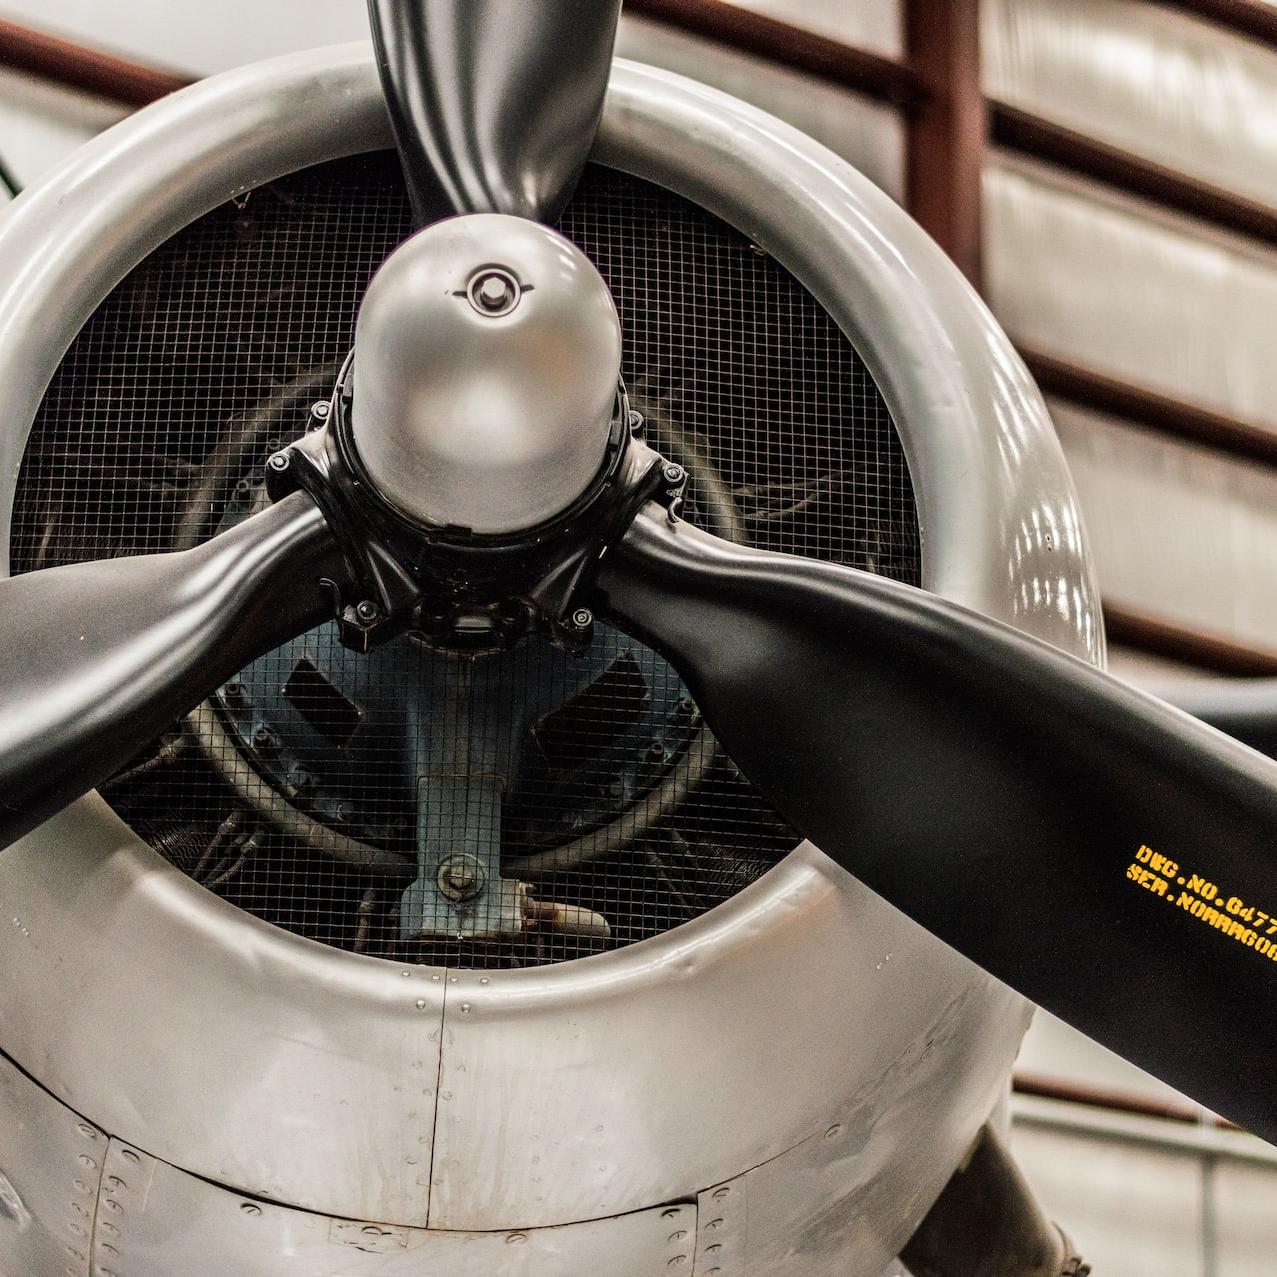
[0,45,1099,977]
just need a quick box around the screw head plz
[355,599,381,625]
[266,451,290,473]
[310,399,331,421]
[467,267,521,317]
[662,462,685,485]
[571,607,593,630]
[251,726,276,750]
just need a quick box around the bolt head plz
[310,399,331,421]
[266,451,290,473]
[662,462,685,485]
[437,855,485,901]
[571,607,593,630]
[355,599,381,625]
[468,267,521,316]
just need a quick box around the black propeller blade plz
[0,494,343,850]
[367,0,622,224]
[593,505,1277,1143]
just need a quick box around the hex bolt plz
[662,462,685,486]
[355,599,381,625]
[251,726,276,751]
[479,275,510,307]
[467,267,520,316]
[571,607,593,630]
[437,854,485,902]
[266,451,290,473]
[310,400,331,422]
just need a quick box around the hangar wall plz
[2,2,1275,1273]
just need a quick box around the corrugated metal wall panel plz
[728,0,901,56]
[986,157,1277,429]
[617,17,906,200]
[1215,1160,1277,1272]
[983,0,1277,209]
[0,68,127,191]
[1010,1119,1206,1275]
[1050,399,1277,647]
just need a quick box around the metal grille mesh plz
[11,153,920,969]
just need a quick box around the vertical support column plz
[904,0,986,288]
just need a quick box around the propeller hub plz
[349,214,622,535]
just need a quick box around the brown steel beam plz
[904,0,986,285]
[1158,0,1277,49]
[0,17,190,107]
[991,102,1277,253]
[623,0,923,107]
[1104,603,1277,677]
[1021,345,1277,471]
[1014,1071,1237,1129]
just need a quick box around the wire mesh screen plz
[11,153,920,969]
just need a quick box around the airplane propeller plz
[2,0,1275,1149]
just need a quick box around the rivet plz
[104,1198,122,1214]
[106,1176,126,1191]
[712,1186,731,1200]
[667,1257,687,1269]
[661,1208,681,1219]
[75,1124,97,1140]
[707,1217,724,1229]
[240,1202,262,1216]
[706,1242,723,1254]
[415,998,427,1010]
[506,1232,527,1245]
[479,976,490,985]
[76,1155,96,1170]
[119,1149,140,1164]
[668,1229,687,1241]
[460,1002,471,1014]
